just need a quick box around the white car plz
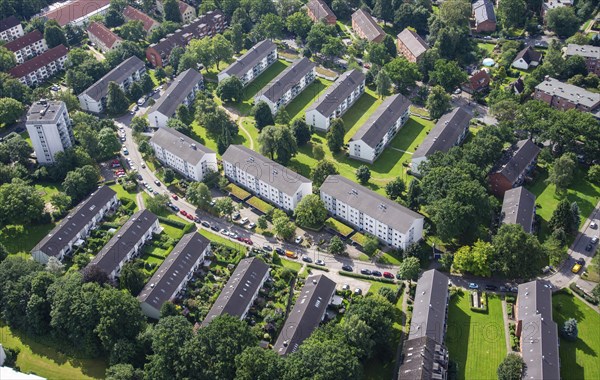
[592,236,599,244]
[294,236,303,244]
[240,217,249,225]
[229,232,239,239]
[246,222,256,229]
[591,221,598,229]
[137,97,146,106]
[219,229,228,236]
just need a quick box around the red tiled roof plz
[178,1,193,14]
[9,44,68,78]
[44,0,111,26]
[468,70,491,91]
[87,21,122,49]
[123,6,159,32]
[4,30,44,52]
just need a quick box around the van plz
[285,251,297,259]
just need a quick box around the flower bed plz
[325,218,354,238]
[246,196,275,215]
[225,183,251,201]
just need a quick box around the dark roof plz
[4,30,44,52]
[473,0,496,24]
[351,9,385,42]
[398,336,448,380]
[81,56,145,101]
[307,69,365,116]
[408,269,450,344]
[350,93,411,148]
[27,100,66,123]
[501,186,536,233]
[257,58,315,103]
[397,28,429,59]
[138,232,210,309]
[43,0,111,26]
[87,22,122,49]
[222,145,311,196]
[492,139,541,184]
[514,46,542,65]
[273,275,336,355]
[87,209,158,275]
[306,0,335,21]
[148,68,203,117]
[0,16,20,32]
[221,40,277,78]
[149,126,214,165]
[413,107,471,159]
[512,77,525,94]
[123,6,159,32]
[31,186,116,257]
[201,257,270,326]
[9,45,68,78]
[320,175,424,234]
[517,280,553,321]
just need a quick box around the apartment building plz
[351,9,385,43]
[4,30,47,64]
[201,257,270,327]
[218,40,278,86]
[320,175,424,250]
[399,269,450,380]
[411,107,471,175]
[565,44,600,76]
[349,93,411,163]
[87,210,160,279]
[146,10,226,67]
[254,57,316,114]
[472,0,496,33]
[306,69,365,131]
[396,28,429,63]
[0,16,24,42]
[489,139,541,197]
[222,145,313,212]
[87,22,123,53]
[305,0,337,25]
[501,186,536,234]
[156,0,196,23]
[26,100,74,164]
[148,68,204,128]
[9,44,68,86]
[138,232,210,319]
[42,0,111,26]
[542,0,572,18]
[534,76,600,113]
[274,275,336,356]
[123,6,160,35]
[149,127,217,181]
[78,56,146,113]
[31,186,118,264]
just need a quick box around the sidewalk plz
[501,300,513,354]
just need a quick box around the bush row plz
[306,264,329,272]
[338,271,395,284]
[157,215,187,229]
[569,283,599,305]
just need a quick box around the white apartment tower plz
[26,100,74,165]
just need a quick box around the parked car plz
[193,216,200,223]
[499,286,508,292]
[275,247,285,256]
[262,244,273,252]
[485,284,497,291]
[154,180,161,186]
[247,222,256,229]
[171,194,178,200]
[229,232,239,239]
[342,284,350,291]
[577,258,585,265]
[137,97,146,106]
[240,217,249,224]
[315,259,326,266]
[383,272,394,279]
[294,236,303,244]
[571,263,582,274]
[141,163,145,168]
[371,270,382,277]
[360,268,372,275]
[302,255,312,263]
[342,265,353,272]
[285,251,298,259]
[468,283,479,289]
[219,229,228,236]
[591,221,598,229]
[170,204,179,212]
[186,214,194,220]
[354,288,362,295]
[585,243,593,251]
[201,221,210,228]
[180,210,187,216]
[210,225,219,232]
[232,212,241,220]
[592,236,599,244]
[123,148,129,155]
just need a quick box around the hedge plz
[569,283,599,305]
[246,196,275,214]
[470,291,488,313]
[157,215,186,229]
[325,218,354,238]
[100,222,121,230]
[350,232,366,246]
[225,183,251,201]
[339,271,395,283]
[306,263,330,272]
[104,180,116,186]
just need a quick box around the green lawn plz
[198,228,247,251]
[280,259,303,272]
[35,182,62,201]
[110,184,138,205]
[445,292,507,380]
[553,291,600,380]
[286,78,332,120]
[0,223,55,254]
[232,60,291,115]
[343,89,383,141]
[478,42,496,56]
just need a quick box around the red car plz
[383,272,394,279]
[180,210,187,216]
[244,238,254,245]
[171,194,178,200]
[186,214,194,220]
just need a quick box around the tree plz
[119,262,145,296]
[252,101,274,131]
[252,13,285,40]
[430,59,467,92]
[130,116,149,133]
[145,316,192,379]
[257,215,268,230]
[50,192,72,216]
[311,160,339,188]
[345,293,396,349]
[306,23,336,52]
[331,0,353,20]
[0,242,7,263]
[291,118,311,146]
[549,199,577,237]
[106,82,129,115]
[312,145,325,160]
[452,240,493,277]
[326,118,345,153]
[211,34,233,70]
[426,85,451,119]
[186,182,212,209]
[593,284,600,303]
[397,257,420,280]
[163,168,175,184]
[497,353,525,380]
[394,3,429,35]
[95,287,146,352]
[294,194,328,228]
[0,179,46,225]
[355,165,371,185]
[215,197,236,220]
[46,257,65,275]
[286,11,312,40]
[498,0,527,29]
[375,70,391,98]
[362,234,379,255]
[571,201,581,229]
[216,76,243,103]
[0,98,24,127]
[44,21,67,48]
[588,165,600,184]
[546,7,580,37]
[62,165,99,202]
[258,125,278,159]
[367,42,391,67]
[547,153,576,193]
[176,104,193,125]
[0,46,16,72]
[274,108,290,125]
[119,20,145,41]
[274,125,298,165]
[272,210,296,240]
[146,193,169,214]
[543,235,567,267]
[385,177,405,200]
[328,235,346,255]
[163,0,182,23]
[106,363,142,380]
[492,224,544,278]
[562,318,578,341]
[384,57,421,93]
[97,128,121,160]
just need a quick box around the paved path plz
[501,300,512,353]
[389,147,413,154]
[136,193,145,210]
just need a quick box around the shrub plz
[338,271,395,283]
[569,283,599,305]
[157,215,187,229]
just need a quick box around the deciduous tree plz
[294,194,328,227]
[397,257,420,280]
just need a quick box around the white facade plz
[306,77,365,131]
[148,70,204,128]
[218,45,278,86]
[11,37,47,64]
[150,141,217,181]
[254,62,316,114]
[0,22,23,42]
[25,101,74,165]
[12,47,68,86]
[512,57,535,70]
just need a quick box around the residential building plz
[148,68,204,128]
[146,10,226,67]
[1,364,45,380]
[274,275,336,356]
[42,0,111,27]
[348,93,411,163]
[542,0,572,18]
[516,281,560,379]
[218,40,277,86]
[564,43,600,75]
[534,76,600,113]
[254,57,316,114]
[501,186,536,234]
[320,175,424,250]
[87,210,160,279]
[461,69,491,94]
[138,232,210,319]
[489,139,541,197]
[0,16,24,42]
[351,9,385,43]
[396,28,429,63]
[305,0,337,25]
[87,22,122,53]
[472,0,496,33]
[222,145,312,211]
[178,1,196,23]
[9,44,68,86]
[123,6,160,35]
[4,30,47,64]
[149,127,217,181]
[512,46,543,70]
[411,108,471,175]
[511,77,525,95]
[306,69,365,131]
[31,186,118,264]
[201,257,270,327]
[25,100,74,164]
[398,269,450,380]
[78,56,146,113]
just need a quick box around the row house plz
[123,6,161,35]
[306,69,365,131]
[9,44,68,86]
[305,0,337,25]
[0,16,24,41]
[396,28,429,63]
[489,139,541,197]
[351,9,385,43]
[565,44,600,76]
[31,186,118,264]
[222,145,313,212]
[4,30,47,64]
[218,39,278,87]
[42,0,111,27]
[87,22,122,53]
[25,100,74,165]
[534,76,600,114]
[501,186,536,234]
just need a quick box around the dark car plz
[193,216,200,223]
[342,265,353,272]
[577,258,585,265]
[170,204,180,212]
[585,243,593,252]
[499,286,508,292]
[302,256,313,263]
[201,221,210,228]
[371,270,382,277]
[210,225,219,232]
[262,245,273,252]
[485,284,497,291]
[360,268,372,275]
[275,247,285,256]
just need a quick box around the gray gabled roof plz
[501,186,536,233]
[138,232,210,310]
[81,56,145,101]
[350,93,411,148]
[473,0,496,24]
[273,274,336,355]
[535,77,600,109]
[150,127,214,165]
[408,269,450,344]
[396,28,429,59]
[306,0,335,21]
[413,107,471,159]
[32,186,116,258]
[565,43,600,59]
[257,58,315,103]
[398,336,447,380]
[351,9,385,42]
[201,257,270,327]
[221,40,277,78]
[148,68,203,118]
[492,139,541,184]
[307,69,365,116]
[320,175,424,234]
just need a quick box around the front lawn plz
[246,196,275,214]
[225,183,251,201]
[0,223,55,254]
[343,90,383,141]
[198,229,247,252]
[324,217,354,238]
[286,78,331,120]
